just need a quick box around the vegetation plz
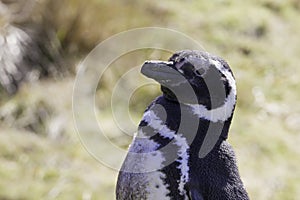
[0,0,299,199]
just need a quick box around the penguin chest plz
[117,99,191,200]
[117,135,171,200]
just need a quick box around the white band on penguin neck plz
[187,59,237,123]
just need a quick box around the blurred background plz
[0,0,300,199]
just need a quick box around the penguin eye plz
[194,68,206,76]
[179,62,194,73]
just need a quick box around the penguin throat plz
[161,86,178,103]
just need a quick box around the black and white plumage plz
[116,50,249,200]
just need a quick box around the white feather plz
[129,130,171,199]
[142,109,190,198]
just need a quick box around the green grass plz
[1,0,300,199]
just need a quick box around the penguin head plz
[141,50,236,110]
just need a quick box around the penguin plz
[116,50,249,200]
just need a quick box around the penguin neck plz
[143,95,234,158]
[189,116,233,157]
[161,97,234,157]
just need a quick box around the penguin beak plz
[141,60,182,85]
